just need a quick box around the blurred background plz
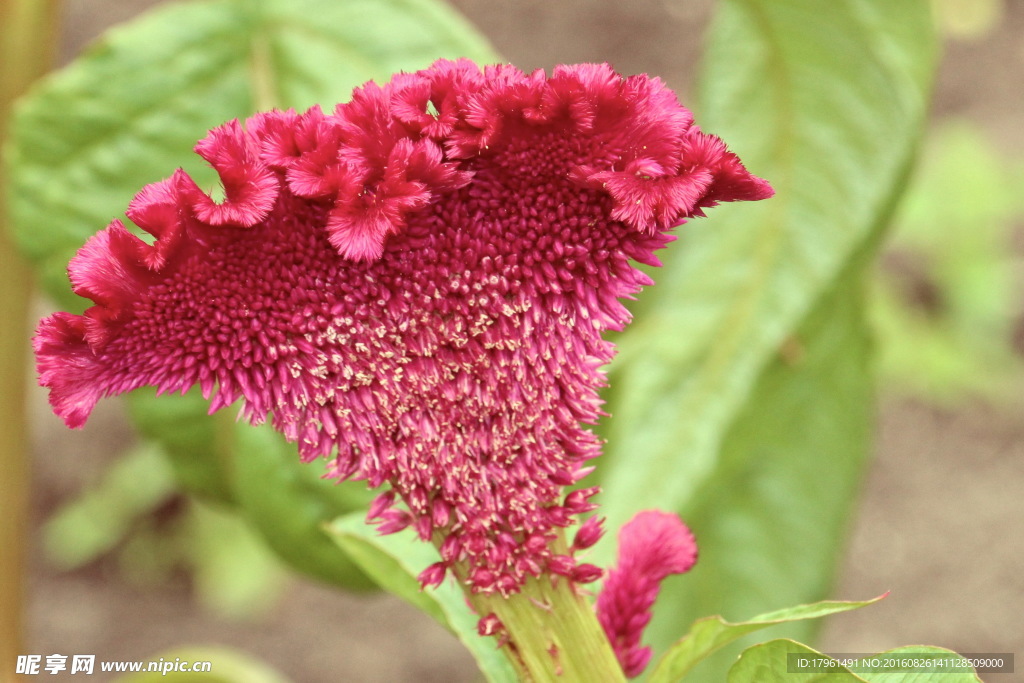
[16,0,1024,680]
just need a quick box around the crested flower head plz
[35,59,771,595]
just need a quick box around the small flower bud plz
[572,516,605,550]
[375,509,413,535]
[477,613,503,637]
[547,555,576,577]
[571,563,603,584]
[417,562,447,589]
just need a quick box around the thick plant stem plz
[468,575,626,682]
[0,0,61,673]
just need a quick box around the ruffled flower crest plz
[35,59,770,595]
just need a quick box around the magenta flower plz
[596,511,698,677]
[35,59,771,596]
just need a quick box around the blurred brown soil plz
[24,1,1024,681]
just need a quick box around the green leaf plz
[591,0,937,671]
[642,247,878,677]
[43,442,175,569]
[131,378,378,593]
[728,640,867,682]
[184,500,289,618]
[598,0,937,543]
[850,647,983,682]
[116,645,290,682]
[647,595,884,682]
[5,0,498,308]
[727,640,983,683]
[871,120,1024,403]
[325,513,519,683]
[231,422,377,590]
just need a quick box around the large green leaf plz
[592,0,937,672]
[5,0,497,308]
[643,259,877,679]
[598,0,936,538]
[325,513,519,683]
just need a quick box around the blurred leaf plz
[648,595,884,683]
[325,513,519,683]
[117,645,290,682]
[931,0,1003,41]
[645,251,877,679]
[231,422,377,590]
[599,0,936,535]
[44,442,175,569]
[185,500,288,618]
[127,390,236,505]
[593,0,937,671]
[871,121,1024,403]
[727,640,982,682]
[115,515,185,586]
[50,473,289,614]
[5,0,498,308]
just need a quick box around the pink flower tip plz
[596,510,698,678]
[617,510,697,576]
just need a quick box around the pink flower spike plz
[34,60,767,596]
[596,510,698,678]
[564,486,600,514]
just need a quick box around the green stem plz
[447,533,625,682]
[0,0,61,672]
[468,575,626,682]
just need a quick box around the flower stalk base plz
[469,574,627,682]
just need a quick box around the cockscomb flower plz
[596,510,699,677]
[35,59,771,596]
